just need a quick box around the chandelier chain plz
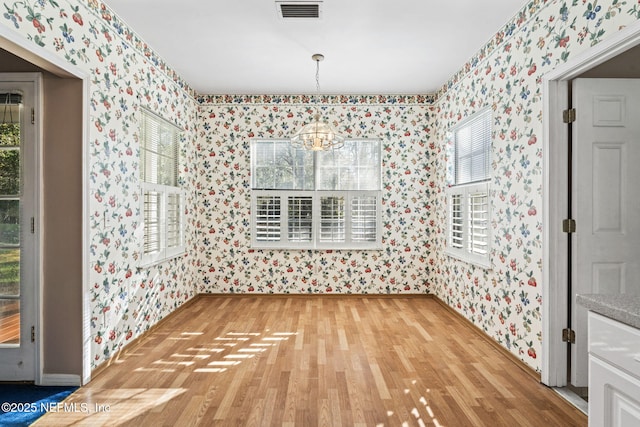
[315,58,321,109]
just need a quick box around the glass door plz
[0,92,22,346]
[0,77,37,381]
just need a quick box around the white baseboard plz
[38,373,81,386]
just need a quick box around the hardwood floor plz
[0,300,19,344]
[36,296,586,426]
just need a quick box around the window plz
[446,108,491,267]
[140,109,184,264]
[251,139,381,249]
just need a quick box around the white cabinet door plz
[589,356,640,427]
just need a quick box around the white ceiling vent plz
[276,1,322,19]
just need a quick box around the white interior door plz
[572,78,640,387]
[0,76,38,381]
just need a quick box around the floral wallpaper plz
[193,99,436,295]
[1,0,639,375]
[1,0,199,369]
[430,0,640,370]
[194,0,640,373]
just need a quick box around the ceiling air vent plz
[276,1,322,19]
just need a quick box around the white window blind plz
[250,139,381,249]
[141,110,179,186]
[447,108,492,268]
[454,108,491,185]
[140,109,184,265]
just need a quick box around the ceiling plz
[103,0,526,95]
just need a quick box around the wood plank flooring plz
[36,296,586,426]
[0,300,19,344]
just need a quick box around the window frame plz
[445,182,491,268]
[250,139,382,250]
[446,108,492,268]
[139,108,185,266]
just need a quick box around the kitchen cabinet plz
[588,311,640,427]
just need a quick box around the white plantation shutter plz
[449,192,464,250]
[143,189,162,255]
[140,109,184,264]
[446,182,490,266]
[250,139,381,249]
[468,189,489,255]
[319,196,345,243]
[455,109,491,185]
[166,189,183,254]
[447,108,491,267]
[351,195,377,242]
[288,196,313,242]
[255,196,281,242]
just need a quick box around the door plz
[572,78,640,387]
[0,76,38,381]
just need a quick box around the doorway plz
[542,19,640,407]
[0,28,88,385]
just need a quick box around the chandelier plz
[290,54,345,151]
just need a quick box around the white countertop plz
[577,294,640,329]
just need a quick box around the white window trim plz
[445,181,491,268]
[251,190,382,250]
[139,109,185,266]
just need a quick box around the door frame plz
[0,26,90,385]
[542,19,640,386]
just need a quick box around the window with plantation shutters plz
[446,108,491,268]
[250,139,381,249]
[140,109,184,265]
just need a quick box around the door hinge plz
[563,108,576,123]
[562,328,576,344]
[31,326,35,343]
[31,108,34,125]
[30,217,35,234]
[562,218,576,233]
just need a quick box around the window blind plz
[140,110,179,186]
[455,109,491,185]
